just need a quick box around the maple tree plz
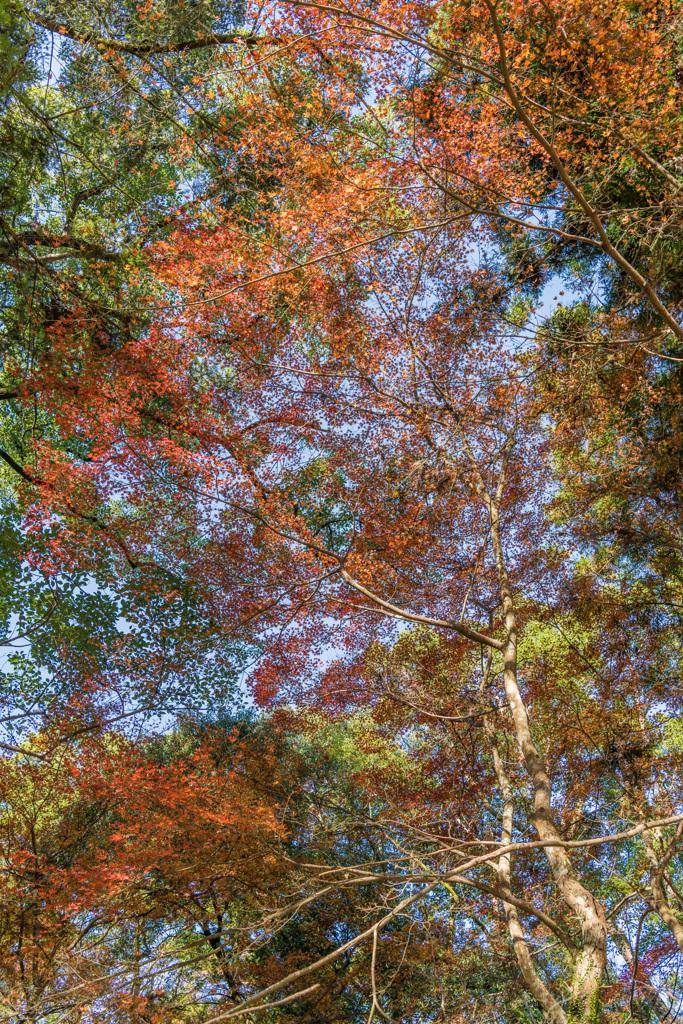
[1,0,683,1020]
[0,722,285,1024]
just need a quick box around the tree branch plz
[30,15,272,55]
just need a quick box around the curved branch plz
[30,15,272,55]
[340,569,505,649]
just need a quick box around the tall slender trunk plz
[482,682,567,1023]
[461,429,608,1019]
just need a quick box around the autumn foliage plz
[1,0,683,1020]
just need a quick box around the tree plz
[0,721,289,1024]
[0,0,272,747]
[2,0,683,1020]
[0,0,275,501]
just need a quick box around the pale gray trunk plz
[460,429,608,1019]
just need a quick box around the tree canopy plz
[1,0,683,1020]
